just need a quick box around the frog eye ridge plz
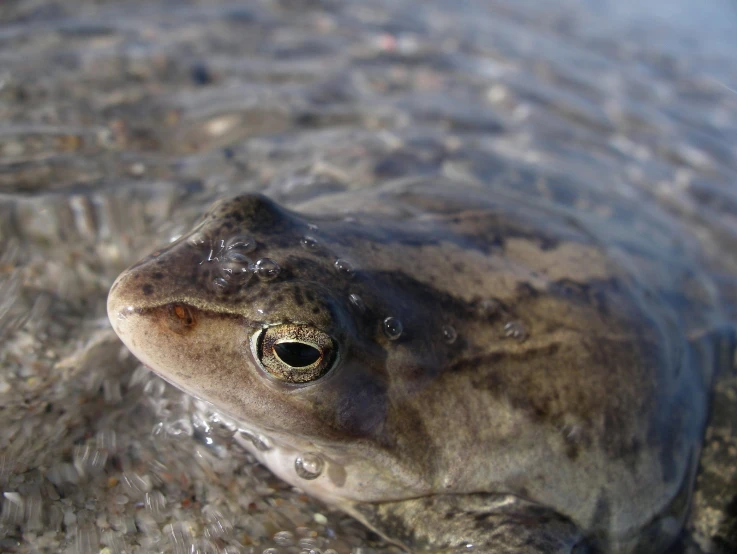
[252,324,338,384]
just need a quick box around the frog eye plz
[251,324,338,384]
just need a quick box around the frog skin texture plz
[107,184,735,554]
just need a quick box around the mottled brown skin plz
[107,183,732,553]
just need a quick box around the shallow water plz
[1,0,737,553]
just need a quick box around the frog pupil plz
[274,342,321,367]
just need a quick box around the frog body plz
[107,183,733,553]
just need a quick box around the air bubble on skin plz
[503,320,529,342]
[383,317,403,341]
[226,234,256,254]
[295,453,324,480]
[255,258,280,280]
[212,277,230,289]
[301,235,319,250]
[478,298,501,316]
[219,251,254,284]
[442,325,457,344]
[188,231,208,247]
[334,258,355,278]
[234,429,272,452]
[348,293,366,313]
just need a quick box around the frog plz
[106,180,735,554]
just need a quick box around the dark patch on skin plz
[602,421,643,479]
[356,269,481,330]
[293,286,305,307]
[654,422,680,485]
[516,281,539,299]
[550,279,591,301]
[142,283,154,295]
[591,492,612,542]
[549,278,619,317]
[562,428,581,460]
[333,368,389,438]
[153,272,164,280]
[452,343,563,375]
[458,333,656,464]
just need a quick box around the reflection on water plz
[0,0,736,552]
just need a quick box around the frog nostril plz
[274,341,322,367]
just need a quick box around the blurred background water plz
[0,1,736,553]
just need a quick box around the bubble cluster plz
[205,235,258,290]
[204,234,288,290]
[294,453,324,480]
[383,317,403,340]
